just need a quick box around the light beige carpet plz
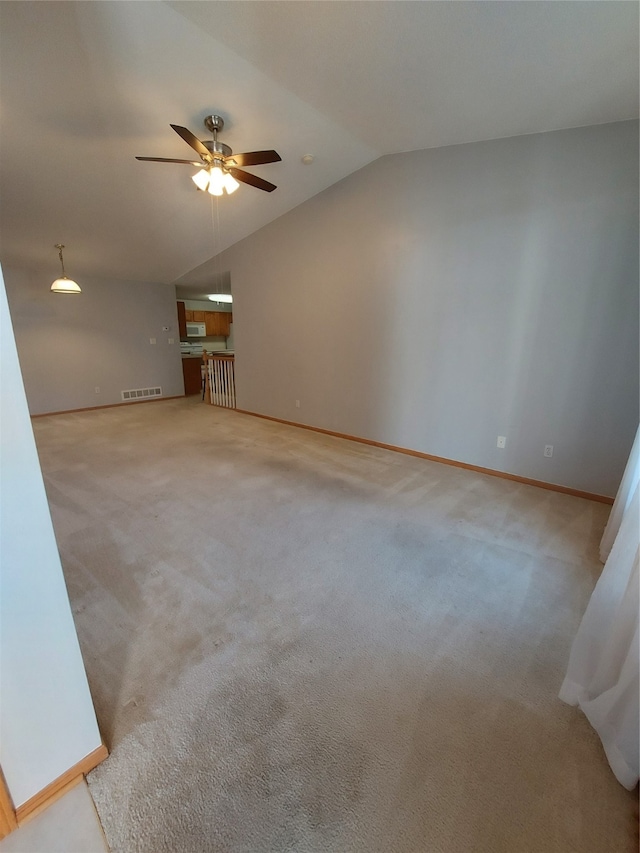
[33,397,637,853]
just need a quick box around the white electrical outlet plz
[544,445,554,457]
[497,436,506,449]
[150,337,156,345]
[295,400,300,408]
[168,338,174,344]
[95,386,100,394]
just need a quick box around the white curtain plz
[559,426,639,790]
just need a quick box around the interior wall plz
[3,269,184,415]
[218,120,638,497]
[0,265,103,807]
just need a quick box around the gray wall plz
[217,121,638,497]
[4,269,184,414]
[0,264,103,806]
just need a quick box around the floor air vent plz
[121,387,162,401]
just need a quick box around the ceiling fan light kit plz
[191,169,210,191]
[137,114,281,194]
[51,244,81,293]
[193,164,240,196]
[223,172,240,194]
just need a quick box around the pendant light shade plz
[50,277,82,294]
[51,244,81,293]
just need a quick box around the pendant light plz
[51,244,81,293]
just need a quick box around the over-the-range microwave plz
[186,322,206,338]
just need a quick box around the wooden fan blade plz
[225,150,281,168]
[136,157,201,165]
[228,168,277,192]
[170,124,211,160]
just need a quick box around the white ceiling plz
[0,1,637,293]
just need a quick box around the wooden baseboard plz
[31,395,184,418]
[0,768,18,839]
[235,409,614,505]
[15,744,108,827]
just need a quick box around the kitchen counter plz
[181,352,234,359]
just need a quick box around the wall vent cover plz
[121,387,162,401]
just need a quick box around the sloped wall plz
[217,121,639,497]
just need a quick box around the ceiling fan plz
[136,115,281,194]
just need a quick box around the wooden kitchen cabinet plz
[205,312,218,336]
[178,306,232,337]
[182,357,202,396]
[205,311,231,337]
[177,301,187,339]
[219,312,231,336]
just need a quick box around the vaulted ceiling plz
[0,1,637,289]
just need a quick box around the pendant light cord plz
[55,243,67,277]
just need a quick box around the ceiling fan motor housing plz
[203,140,233,160]
[203,117,232,163]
